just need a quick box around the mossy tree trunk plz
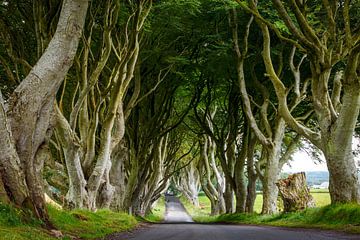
[277,172,315,212]
[0,0,88,224]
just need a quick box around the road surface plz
[163,195,193,223]
[105,196,360,240]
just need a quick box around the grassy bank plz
[181,192,359,234]
[212,204,360,234]
[184,189,331,217]
[0,204,137,240]
[143,196,166,222]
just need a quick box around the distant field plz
[256,189,331,212]
[190,189,330,215]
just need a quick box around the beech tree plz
[0,0,89,223]
[236,0,360,204]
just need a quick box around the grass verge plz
[180,193,359,234]
[194,204,360,234]
[143,196,166,222]
[0,203,137,240]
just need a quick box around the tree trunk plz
[245,134,257,213]
[261,153,279,214]
[325,144,360,203]
[277,172,315,212]
[109,141,128,210]
[0,173,10,204]
[224,183,234,213]
[0,92,29,206]
[324,80,360,203]
[234,127,248,213]
[261,119,285,214]
[55,107,88,209]
[1,0,88,223]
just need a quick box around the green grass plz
[252,190,331,213]
[310,190,331,207]
[0,203,54,240]
[144,196,166,222]
[0,203,137,240]
[213,204,360,234]
[184,190,330,217]
[180,195,211,218]
[181,191,360,234]
[48,206,137,239]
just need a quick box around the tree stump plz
[276,172,316,212]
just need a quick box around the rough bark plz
[0,92,29,206]
[277,172,315,212]
[198,136,226,215]
[55,106,88,209]
[0,0,88,223]
[234,127,248,213]
[245,134,257,213]
[109,141,128,211]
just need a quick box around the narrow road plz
[106,196,360,240]
[164,195,193,223]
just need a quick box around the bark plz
[0,92,29,206]
[234,128,248,213]
[261,118,286,214]
[198,136,226,215]
[277,172,315,212]
[136,137,167,216]
[86,0,152,209]
[251,0,360,204]
[224,142,235,213]
[323,48,360,203]
[208,137,226,214]
[55,106,89,209]
[0,173,10,204]
[0,0,88,223]
[245,134,257,213]
[109,141,128,211]
[174,162,200,207]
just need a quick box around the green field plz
[181,190,360,234]
[184,189,331,217]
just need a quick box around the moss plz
[48,206,138,239]
[0,203,138,240]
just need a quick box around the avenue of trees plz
[0,0,359,227]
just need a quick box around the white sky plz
[282,137,360,173]
[282,151,328,172]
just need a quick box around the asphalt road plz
[105,196,360,240]
[163,195,193,223]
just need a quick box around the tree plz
[0,0,89,224]
[236,0,360,204]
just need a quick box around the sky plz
[282,151,328,173]
[281,137,360,173]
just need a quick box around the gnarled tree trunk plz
[277,172,315,212]
[0,0,88,224]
